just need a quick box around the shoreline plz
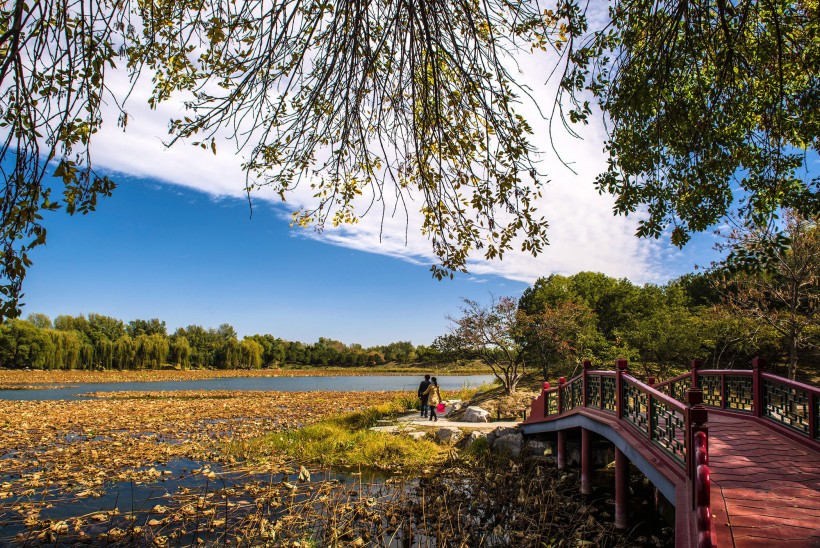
[0,366,493,386]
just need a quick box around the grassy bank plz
[229,384,487,471]
[227,394,445,472]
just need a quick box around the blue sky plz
[19,171,716,347]
[22,177,534,346]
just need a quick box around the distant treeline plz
[0,315,441,370]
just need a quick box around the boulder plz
[493,432,524,458]
[525,440,548,457]
[435,427,464,445]
[462,406,491,423]
[406,431,429,441]
[490,426,520,441]
[466,430,488,444]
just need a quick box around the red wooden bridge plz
[521,358,820,547]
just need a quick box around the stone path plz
[394,411,518,430]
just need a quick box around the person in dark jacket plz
[422,377,442,421]
[417,375,431,418]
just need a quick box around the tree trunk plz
[789,330,798,380]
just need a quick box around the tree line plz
[0,315,437,371]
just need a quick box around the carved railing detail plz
[763,376,812,436]
[623,380,648,431]
[651,396,687,463]
[602,376,617,412]
[699,374,723,407]
[724,375,753,411]
[571,377,583,410]
[587,375,601,408]
[655,372,689,403]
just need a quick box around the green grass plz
[227,394,448,471]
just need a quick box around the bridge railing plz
[529,358,714,547]
[534,360,699,471]
[653,358,819,443]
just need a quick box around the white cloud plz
[90,47,673,287]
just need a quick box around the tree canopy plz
[1,0,817,318]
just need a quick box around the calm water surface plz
[0,375,497,401]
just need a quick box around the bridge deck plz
[708,413,820,547]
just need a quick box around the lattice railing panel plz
[725,375,753,412]
[657,378,688,403]
[545,392,559,416]
[601,377,616,412]
[764,379,810,435]
[815,396,820,440]
[700,374,722,407]
[623,382,648,432]
[559,383,572,413]
[651,396,686,463]
[587,376,601,408]
[570,378,583,410]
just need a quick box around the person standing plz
[423,377,442,421]
[417,374,431,418]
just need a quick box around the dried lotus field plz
[0,390,401,545]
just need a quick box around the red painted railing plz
[656,358,820,443]
[528,359,715,548]
[526,358,820,547]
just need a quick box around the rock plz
[448,401,464,412]
[524,440,548,456]
[493,432,523,457]
[406,431,428,441]
[435,427,464,445]
[369,425,401,434]
[490,426,520,441]
[466,430,487,444]
[462,406,491,423]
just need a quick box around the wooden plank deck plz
[708,413,820,547]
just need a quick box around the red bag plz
[436,403,445,413]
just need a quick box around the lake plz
[0,374,497,400]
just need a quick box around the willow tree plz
[1,0,816,319]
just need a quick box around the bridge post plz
[615,359,628,420]
[687,390,712,548]
[541,381,550,417]
[581,428,592,494]
[690,359,703,389]
[557,377,567,469]
[615,447,629,529]
[686,388,707,504]
[582,359,591,406]
[752,356,766,418]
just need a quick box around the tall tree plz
[171,336,191,369]
[448,297,526,394]
[717,212,820,378]
[26,313,52,329]
[127,318,167,338]
[518,300,597,380]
